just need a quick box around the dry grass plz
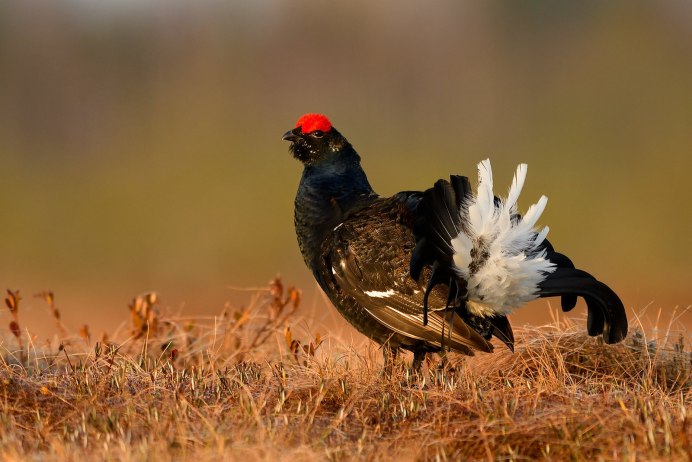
[1,281,691,461]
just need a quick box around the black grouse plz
[284,113,627,370]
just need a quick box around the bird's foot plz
[420,352,458,387]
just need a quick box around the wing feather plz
[326,197,492,355]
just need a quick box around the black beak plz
[282,129,301,142]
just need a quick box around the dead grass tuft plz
[1,280,690,461]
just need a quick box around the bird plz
[284,113,627,371]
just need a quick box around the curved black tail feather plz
[538,267,628,344]
[540,241,579,312]
[410,176,472,326]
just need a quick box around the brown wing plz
[326,197,492,355]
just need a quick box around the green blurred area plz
[0,1,690,335]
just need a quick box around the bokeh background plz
[1,1,691,339]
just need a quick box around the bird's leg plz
[382,344,399,377]
[411,351,426,373]
[400,351,428,387]
[435,348,458,382]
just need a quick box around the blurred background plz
[1,1,691,340]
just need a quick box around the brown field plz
[2,4,691,460]
[1,280,690,461]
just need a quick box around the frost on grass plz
[1,281,691,461]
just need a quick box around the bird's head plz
[283,114,350,166]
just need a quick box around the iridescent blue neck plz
[294,147,376,273]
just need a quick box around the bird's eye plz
[311,130,324,138]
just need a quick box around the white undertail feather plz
[451,159,556,316]
[505,163,527,212]
[533,225,550,250]
[468,159,495,238]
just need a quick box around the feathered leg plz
[411,350,426,373]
